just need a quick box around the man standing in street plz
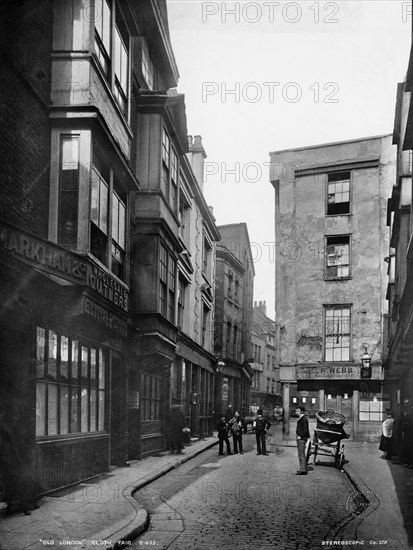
[296,406,310,475]
[217,414,232,456]
[229,411,244,454]
[254,409,271,456]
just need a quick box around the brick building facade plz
[0,0,220,502]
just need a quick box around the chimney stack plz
[187,135,207,192]
[254,300,267,317]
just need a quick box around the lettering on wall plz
[0,223,87,282]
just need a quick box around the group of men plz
[216,405,311,474]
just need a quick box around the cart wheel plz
[306,441,312,463]
[334,445,340,468]
[313,444,318,464]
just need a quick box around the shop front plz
[281,363,386,442]
[0,223,130,495]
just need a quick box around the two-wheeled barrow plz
[306,409,349,470]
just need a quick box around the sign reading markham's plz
[0,222,129,312]
[296,365,382,380]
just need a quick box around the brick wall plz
[0,0,53,238]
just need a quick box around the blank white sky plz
[167,0,411,320]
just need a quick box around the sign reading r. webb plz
[296,365,382,380]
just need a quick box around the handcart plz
[306,409,349,469]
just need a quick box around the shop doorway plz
[325,389,353,437]
[291,392,319,419]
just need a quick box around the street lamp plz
[361,347,371,380]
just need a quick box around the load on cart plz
[306,409,349,469]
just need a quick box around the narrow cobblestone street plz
[131,435,356,550]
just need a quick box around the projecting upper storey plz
[50,0,179,160]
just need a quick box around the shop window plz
[141,374,161,421]
[36,327,106,437]
[327,172,350,215]
[159,243,176,323]
[359,398,385,422]
[325,306,351,361]
[58,136,79,248]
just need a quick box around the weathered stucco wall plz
[270,135,396,369]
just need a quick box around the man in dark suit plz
[296,406,310,475]
[254,409,271,456]
[217,414,232,456]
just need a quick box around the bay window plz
[159,243,176,323]
[114,24,128,115]
[93,0,129,117]
[161,127,179,213]
[90,149,127,280]
[141,38,155,90]
[94,0,111,76]
[58,136,79,248]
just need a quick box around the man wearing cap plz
[254,409,271,456]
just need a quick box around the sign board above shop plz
[0,222,129,312]
[296,365,382,380]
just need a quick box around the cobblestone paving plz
[131,435,356,550]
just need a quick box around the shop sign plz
[0,222,87,283]
[84,297,128,337]
[87,263,129,312]
[296,365,381,380]
[0,223,130,314]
